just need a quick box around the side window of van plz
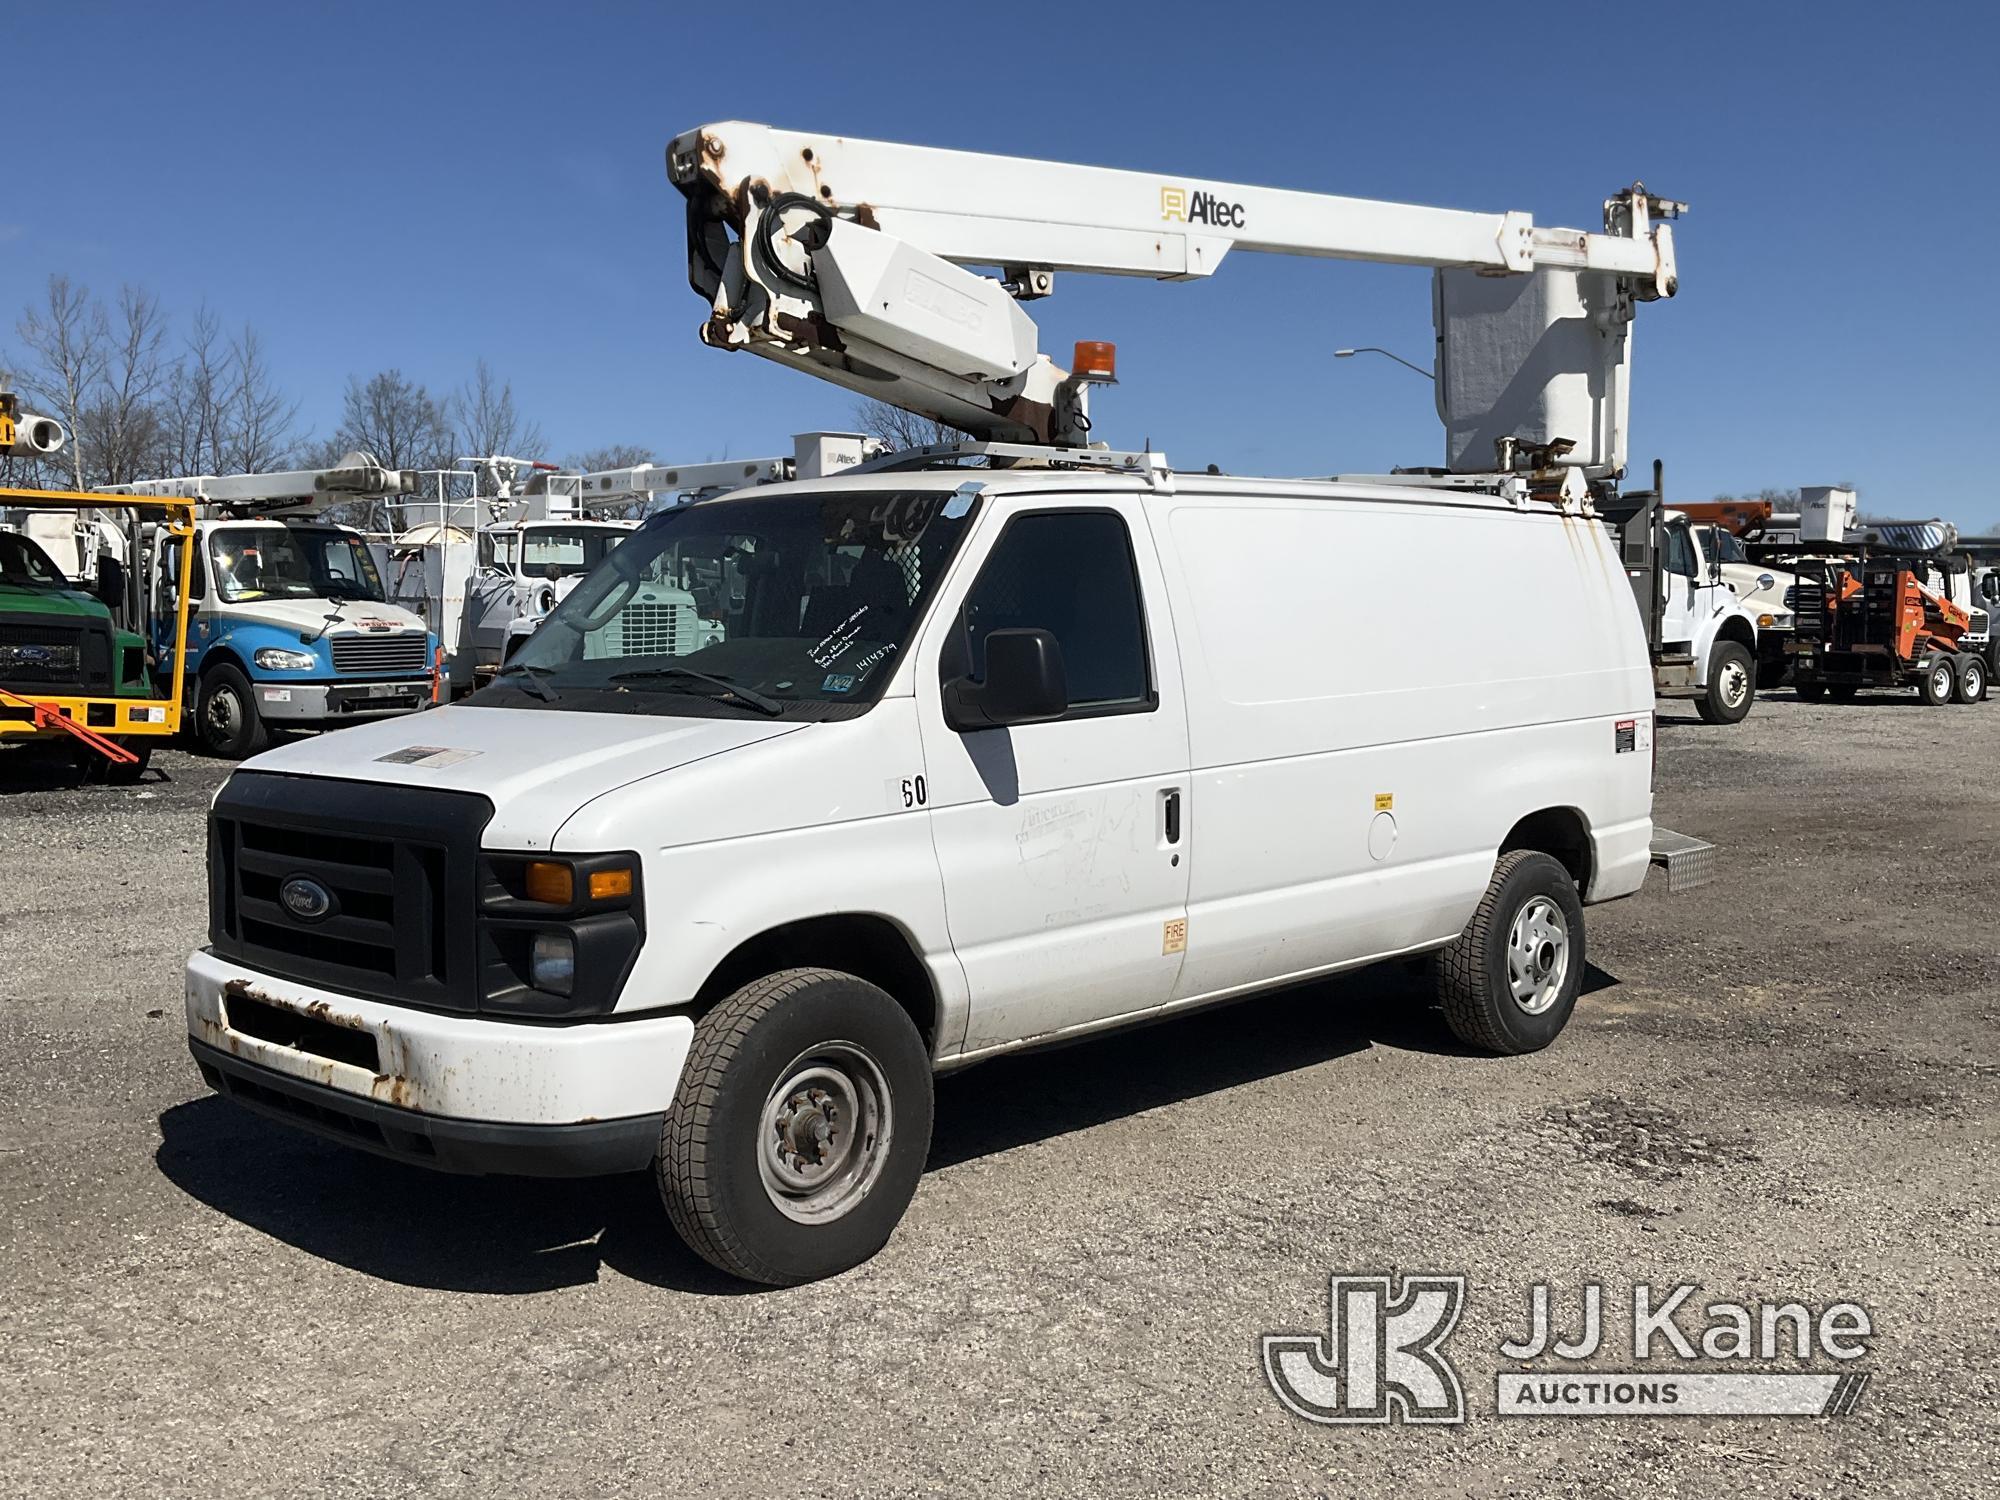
[955,509,1152,712]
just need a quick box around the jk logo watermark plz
[1262,1274,1467,1424]
[1263,1275,1873,1425]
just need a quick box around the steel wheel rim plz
[205,684,241,741]
[1719,658,1749,708]
[1933,664,1954,698]
[1507,896,1570,1015]
[757,1041,891,1225]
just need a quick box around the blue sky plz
[8,1,1996,523]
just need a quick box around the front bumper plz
[190,1037,660,1175]
[253,678,432,722]
[185,948,694,1174]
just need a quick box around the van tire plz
[197,663,268,758]
[657,968,933,1286]
[1695,641,1755,724]
[1435,851,1586,1055]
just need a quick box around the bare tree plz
[14,275,107,488]
[452,358,546,460]
[152,304,230,477]
[564,442,654,472]
[73,285,170,485]
[319,369,456,471]
[853,398,962,451]
[219,324,299,473]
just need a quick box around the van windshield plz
[473,489,976,719]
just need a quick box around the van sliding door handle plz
[1163,789,1182,845]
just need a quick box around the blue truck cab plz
[152,517,439,757]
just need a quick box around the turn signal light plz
[1072,340,1118,384]
[588,868,633,901]
[524,861,574,905]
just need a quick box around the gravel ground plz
[1,696,1994,1498]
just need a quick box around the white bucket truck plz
[185,124,1711,1283]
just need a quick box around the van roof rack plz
[851,440,1172,479]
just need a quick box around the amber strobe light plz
[1072,340,1118,383]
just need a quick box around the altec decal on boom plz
[667,122,1681,488]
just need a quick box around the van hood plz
[236,704,804,850]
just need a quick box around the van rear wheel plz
[1435,851,1586,1055]
[657,968,933,1286]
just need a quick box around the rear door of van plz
[913,493,1192,1053]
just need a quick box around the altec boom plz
[668,122,1681,479]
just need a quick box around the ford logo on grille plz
[279,875,335,922]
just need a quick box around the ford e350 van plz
[187,459,1679,1283]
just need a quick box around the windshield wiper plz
[607,666,782,716]
[495,663,560,702]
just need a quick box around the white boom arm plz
[566,454,790,514]
[562,433,888,517]
[103,451,419,512]
[669,122,1682,477]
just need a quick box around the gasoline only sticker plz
[1615,719,1637,753]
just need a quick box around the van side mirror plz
[943,628,1067,731]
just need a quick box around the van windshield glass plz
[473,490,976,719]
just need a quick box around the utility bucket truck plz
[1599,472,1768,723]
[103,456,442,757]
[184,123,1715,1287]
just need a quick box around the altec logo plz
[1160,184,1247,228]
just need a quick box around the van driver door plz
[914,496,1192,1055]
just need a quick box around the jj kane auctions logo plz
[1263,1274,1874,1424]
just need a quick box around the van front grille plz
[209,772,491,1012]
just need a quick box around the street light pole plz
[1334,346,1435,380]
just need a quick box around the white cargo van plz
[187,463,1664,1283]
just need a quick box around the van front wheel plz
[657,968,933,1286]
[1435,851,1586,1055]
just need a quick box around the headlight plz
[478,853,644,1018]
[530,932,576,995]
[254,647,318,671]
